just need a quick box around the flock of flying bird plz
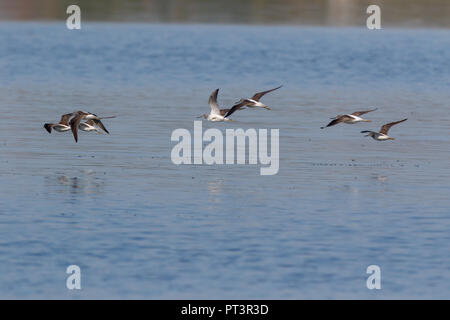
[44,111,115,143]
[43,85,407,142]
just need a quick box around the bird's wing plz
[250,85,283,101]
[93,119,109,134]
[221,105,246,116]
[69,113,84,142]
[379,119,407,135]
[224,100,248,118]
[85,119,95,126]
[321,115,352,128]
[208,89,221,115]
[59,113,74,126]
[351,108,378,116]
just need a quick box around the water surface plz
[0,23,449,299]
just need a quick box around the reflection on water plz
[208,179,224,195]
[373,174,388,183]
[45,171,106,195]
[207,178,224,204]
[0,0,450,28]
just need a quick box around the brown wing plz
[351,108,378,116]
[85,119,95,126]
[93,119,109,134]
[250,85,282,101]
[321,115,353,129]
[69,113,84,142]
[59,113,74,126]
[379,119,407,135]
[220,106,245,116]
[224,100,249,118]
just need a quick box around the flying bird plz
[69,111,114,142]
[321,108,377,129]
[236,85,283,110]
[79,119,103,134]
[361,119,407,141]
[43,113,73,133]
[200,89,248,122]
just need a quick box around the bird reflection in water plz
[46,170,105,195]
[208,179,224,204]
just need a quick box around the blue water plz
[0,23,449,299]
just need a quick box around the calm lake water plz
[0,22,449,299]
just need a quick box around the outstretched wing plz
[351,108,378,116]
[321,115,352,129]
[208,88,221,115]
[59,113,74,126]
[93,119,109,134]
[379,119,407,135]
[224,100,249,118]
[220,105,246,116]
[250,85,283,101]
[69,113,83,142]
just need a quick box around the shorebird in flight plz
[236,85,283,110]
[79,119,104,134]
[69,111,114,142]
[44,113,73,133]
[361,119,407,141]
[321,108,377,129]
[201,89,248,122]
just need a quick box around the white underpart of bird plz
[52,125,71,132]
[343,115,366,123]
[245,99,266,108]
[79,120,102,134]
